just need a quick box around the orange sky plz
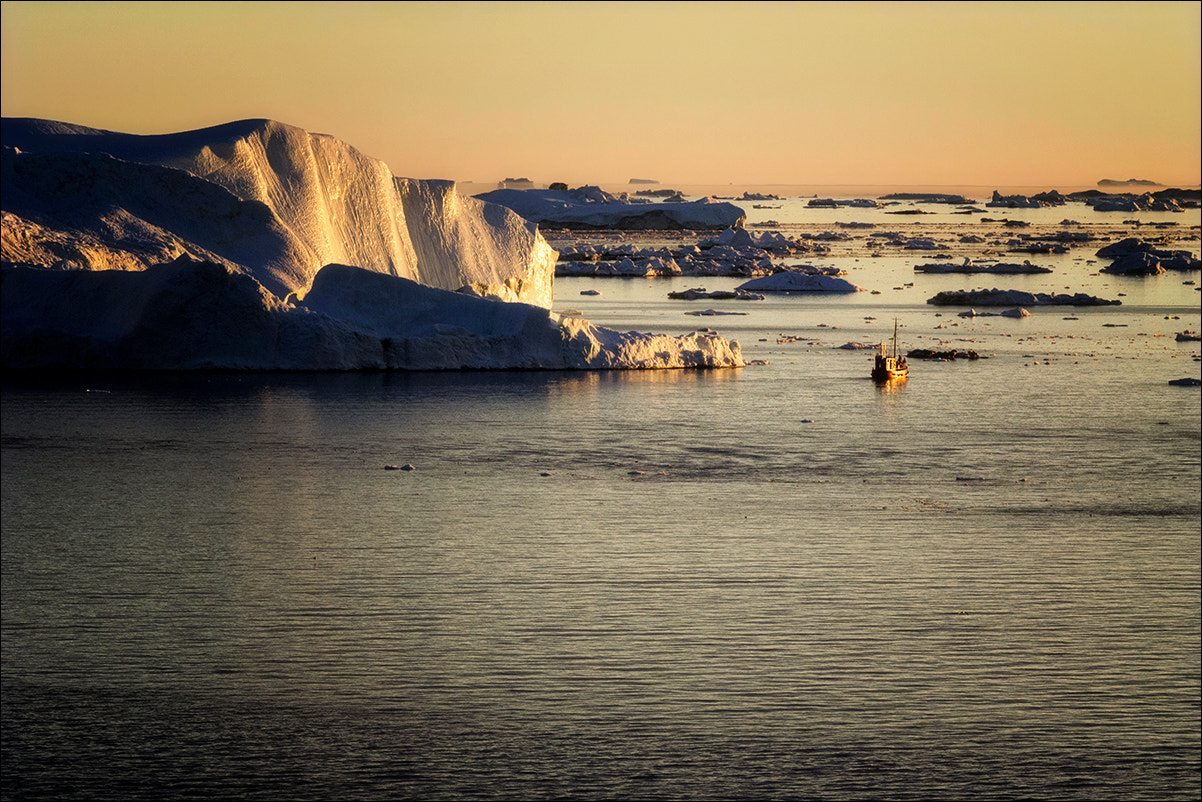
[2,1,1199,188]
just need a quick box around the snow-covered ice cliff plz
[2,117,555,306]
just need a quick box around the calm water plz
[3,199,1200,800]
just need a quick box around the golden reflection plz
[875,376,908,395]
[545,367,743,399]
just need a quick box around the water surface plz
[3,200,1200,800]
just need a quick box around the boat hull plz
[871,366,908,382]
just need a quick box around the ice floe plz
[735,271,864,294]
[927,289,1120,307]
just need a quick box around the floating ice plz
[735,272,864,294]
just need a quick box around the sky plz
[2,1,1199,189]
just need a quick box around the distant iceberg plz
[476,186,746,230]
[735,271,863,294]
[914,260,1052,275]
[1098,178,1161,188]
[926,288,1120,307]
[1,118,743,371]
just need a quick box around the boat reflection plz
[874,376,908,395]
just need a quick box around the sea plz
[2,188,1200,800]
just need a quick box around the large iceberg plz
[1,118,743,371]
[2,117,555,306]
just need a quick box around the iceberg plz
[735,272,864,293]
[1,118,743,371]
[475,186,746,230]
[1095,238,1201,273]
[2,258,743,370]
[914,259,1052,275]
[926,288,1120,307]
[2,117,555,307]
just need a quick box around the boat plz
[871,319,908,382]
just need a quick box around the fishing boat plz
[871,319,908,382]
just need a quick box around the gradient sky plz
[2,1,1199,188]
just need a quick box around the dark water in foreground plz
[3,258,1200,799]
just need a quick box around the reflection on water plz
[874,376,909,395]
[544,364,744,397]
